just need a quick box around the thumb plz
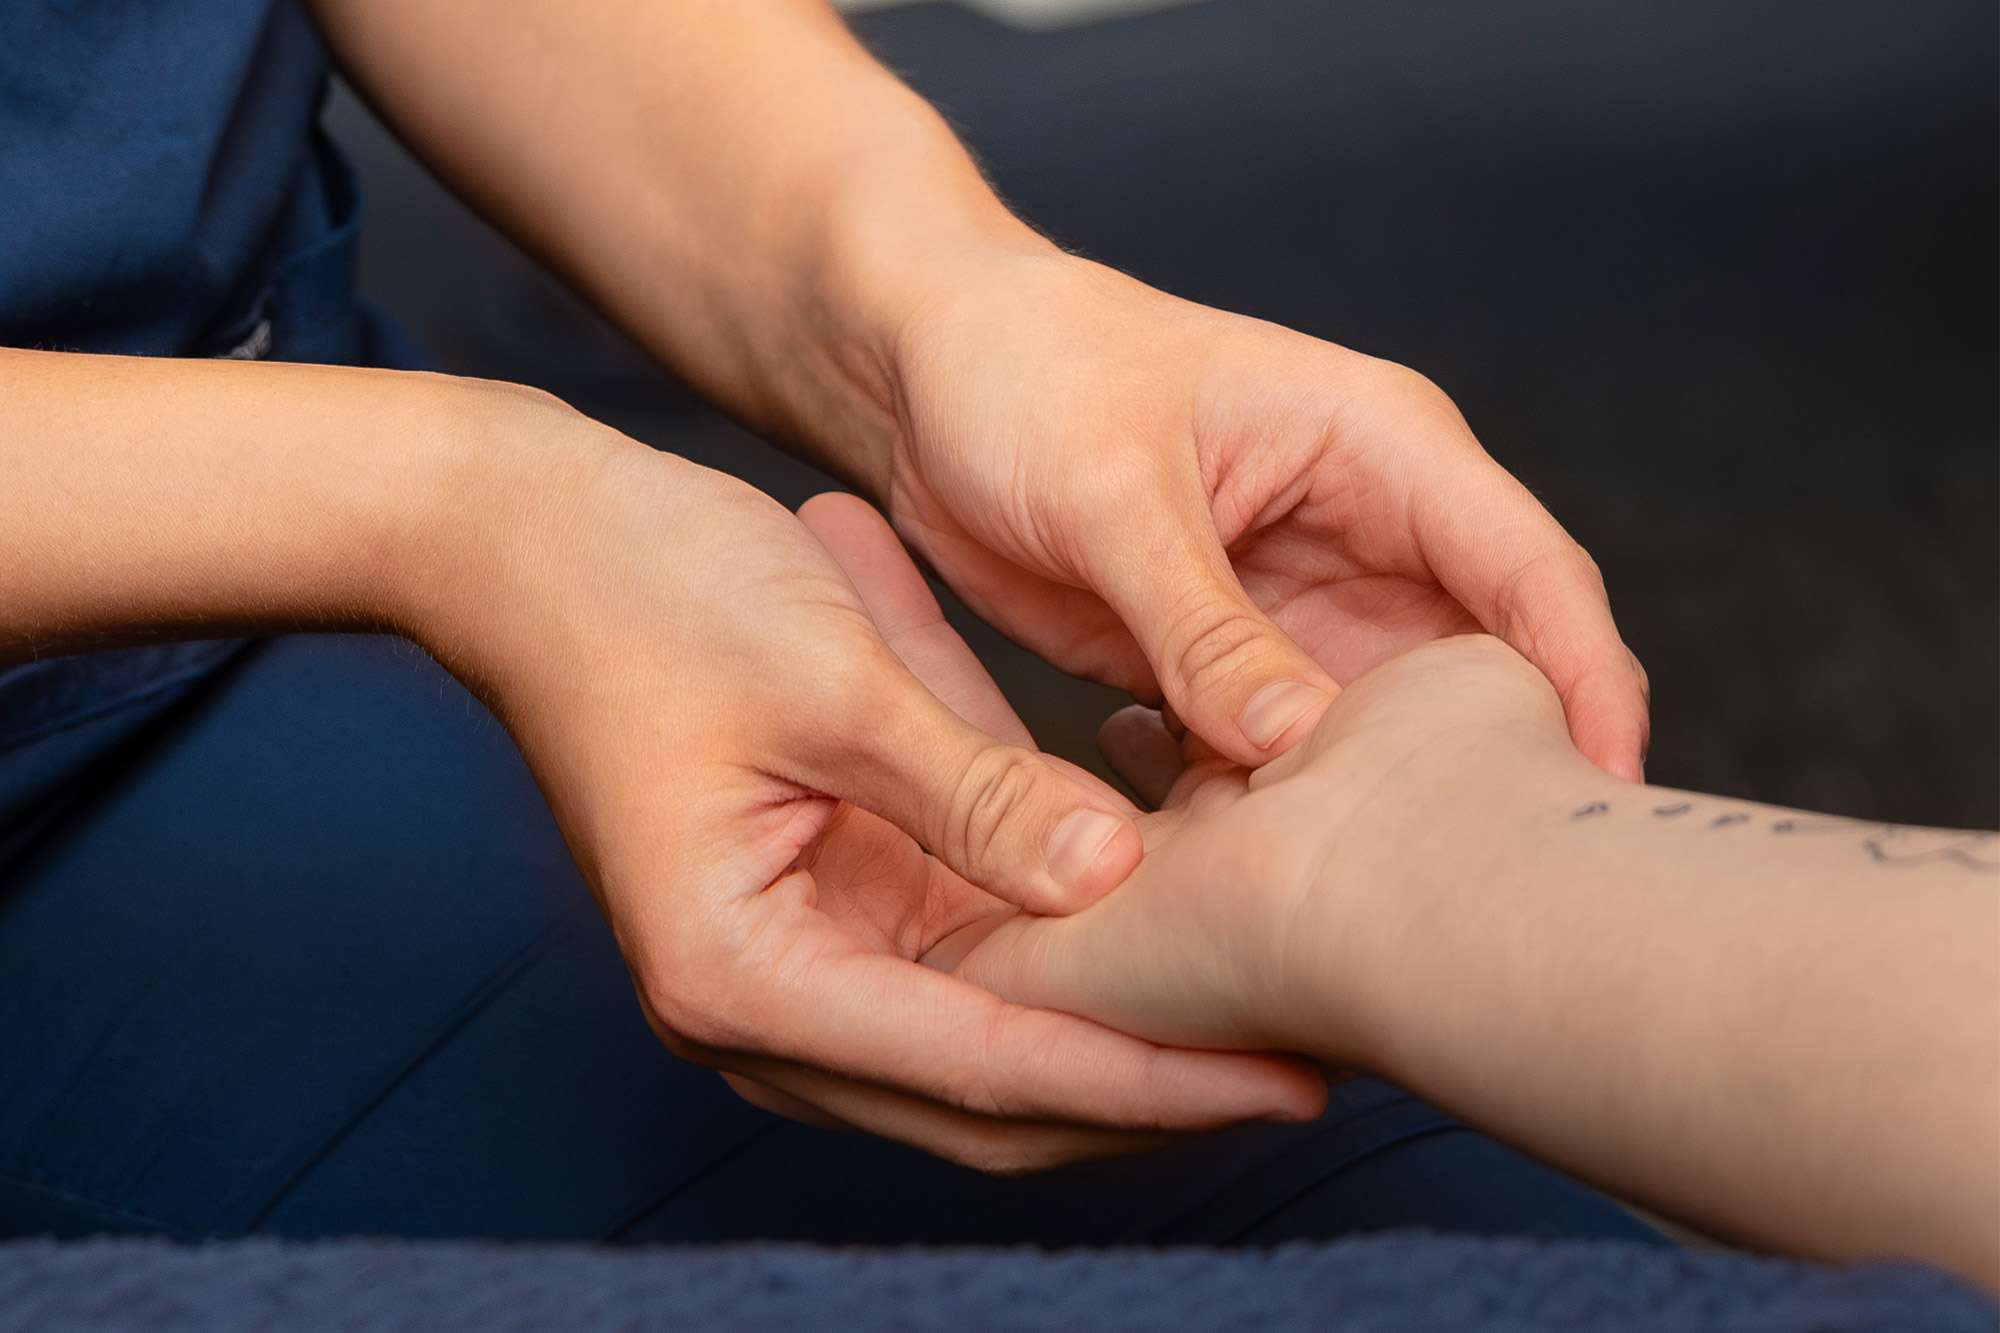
[1092,507,1338,767]
[804,655,1144,916]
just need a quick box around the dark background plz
[326,0,1998,828]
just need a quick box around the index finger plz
[1411,460,1650,779]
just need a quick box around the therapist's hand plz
[417,398,1320,1169]
[871,247,1648,778]
[804,490,1552,1062]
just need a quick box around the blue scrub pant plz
[0,634,1660,1246]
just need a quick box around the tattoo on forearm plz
[1856,826,2000,870]
[1566,801,1999,873]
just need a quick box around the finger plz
[1158,702,1227,766]
[1096,705,1184,809]
[721,1058,1175,1173]
[749,931,1326,1130]
[806,493,1137,818]
[721,1071,852,1132]
[800,491,1034,747]
[795,495,1142,908]
[884,508,1167,701]
[1087,490,1339,766]
[1411,462,1650,780]
[792,645,1142,913]
[800,490,1136,808]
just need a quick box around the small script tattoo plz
[1564,802,1998,873]
[1858,826,2000,870]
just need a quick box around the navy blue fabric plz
[1,0,335,358]
[1,1236,1990,1333]
[0,635,1662,1247]
[0,0,410,808]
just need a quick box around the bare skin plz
[800,494,1996,1286]
[0,353,1323,1171]
[312,0,1648,774]
[11,0,1647,1159]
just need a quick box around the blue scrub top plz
[1,0,362,360]
[0,0,407,859]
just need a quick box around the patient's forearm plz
[1302,735,1998,1281]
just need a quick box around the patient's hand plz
[933,632,1575,1058]
[809,486,1567,1063]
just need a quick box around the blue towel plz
[0,1234,1989,1331]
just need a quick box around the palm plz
[1209,440,1482,687]
[790,800,1008,963]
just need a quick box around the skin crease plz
[12,0,1645,1164]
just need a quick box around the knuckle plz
[1349,358,1484,452]
[1163,593,1273,701]
[945,747,1048,880]
[1365,358,1455,411]
[1489,548,1567,651]
[1491,537,1614,671]
[805,638,891,722]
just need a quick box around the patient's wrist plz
[1270,725,1602,1066]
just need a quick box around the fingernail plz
[1046,809,1126,891]
[1239,681,1327,750]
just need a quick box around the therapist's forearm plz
[0,349,575,661]
[1298,736,1999,1281]
[310,0,1040,489]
